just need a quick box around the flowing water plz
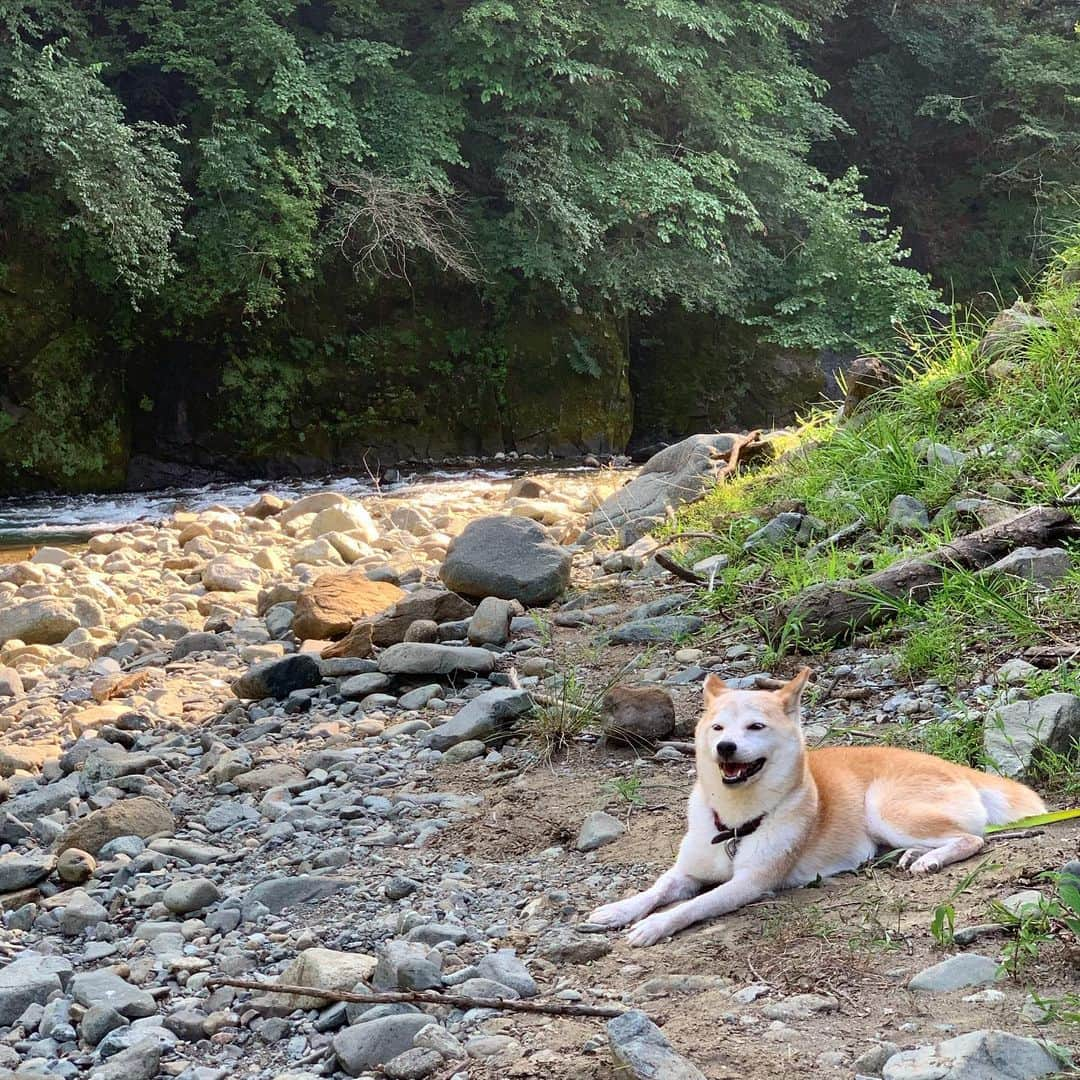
[0,462,605,558]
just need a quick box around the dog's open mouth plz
[719,757,766,785]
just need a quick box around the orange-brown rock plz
[293,573,404,641]
[320,620,374,659]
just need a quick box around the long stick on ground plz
[206,977,626,1019]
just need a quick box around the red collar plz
[712,810,766,847]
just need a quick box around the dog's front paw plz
[625,912,677,948]
[907,852,943,875]
[898,847,930,870]
[588,900,638,929]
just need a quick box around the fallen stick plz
[656,740,695,754]
[805,518,867,559]
[654,550,705,584]
[206,977,626,1019]
[771,506,1079,645]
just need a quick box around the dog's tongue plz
[722,762,746,778]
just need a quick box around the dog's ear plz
[775,666,812,718]
[703,673,729,705]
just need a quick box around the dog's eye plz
[711,723,724,732]
[747,722,766,731]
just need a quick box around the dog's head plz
[695,668,812,788]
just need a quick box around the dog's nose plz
[715,740,737,759]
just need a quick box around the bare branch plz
[327,173,481,284]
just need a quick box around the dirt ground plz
[433,745,1079,1078]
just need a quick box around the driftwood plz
[771,506,1079,646]
[206,976,625,1019]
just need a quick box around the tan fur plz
[590,668,1045,946]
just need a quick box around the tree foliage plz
[1,0,939,348]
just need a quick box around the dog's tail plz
[972,771,1046,825]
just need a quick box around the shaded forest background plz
[1,0,1077,492]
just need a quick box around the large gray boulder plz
[984,693,1080,777]
[440,516,571,606]
[0,599,80,645]
[585,433,738,545]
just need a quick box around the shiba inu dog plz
[590,668,1045,947]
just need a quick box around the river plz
[0,462,613,557]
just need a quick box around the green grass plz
[666,232,1080,675]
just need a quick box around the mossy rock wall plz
[629,308,826,446]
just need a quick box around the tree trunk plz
[770,506,1078,646]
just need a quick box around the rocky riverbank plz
[0,437,1077,1080]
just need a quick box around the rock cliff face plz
[0,250,825,494]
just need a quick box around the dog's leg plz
[624,871,773,947]
[903,833,984,875]
[589,867,702,929]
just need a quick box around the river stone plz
[403,619,439,642]
[476,951,537,998]
[0,954,70,1025]
[55,797,176,857]
[0,598,80,645]
[743,511,826,552]
[441,739,486,764]
[378,643,495,677]
[171,631,227,660]
[293,572,404,641]
[537,930,612,964]
[56,847,96,885]
[0,666,24,698]
[600,686,676,745]
[278,491,350,523]
[356,588,476,648]
[761,993,838,1020]
[89,1037,163,1080]
[373,941,442,992]
[440,516,571,606]
[83,747,162,784]
[340,672,393,699]
[202,554,262,592]
[908,953,1001,992]
[0,852,53,893]
[148,838,229,864]
[984,693,1080,777]
[421,688,533,751]
[607,1009,706,1080]
[71,970,157,1018]
[576,811,626,852]
[5,773,80,821]
[882,1029,1060,1080]
[309,503,379,544]
[232,654,322,699]
[887,494,930,532]
[320,619,375,659]
[58,889,109,936]
[985,546,1072,588]
[607,615,703,644]
[163,877,220,914]
[244,874,352,916]
[467,597,513,646]
[383,1048,444,1080]
[585,434,738,543]
[258,948,377,1011]
[334,1014,433,1076]
[80,1004,129,1046]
